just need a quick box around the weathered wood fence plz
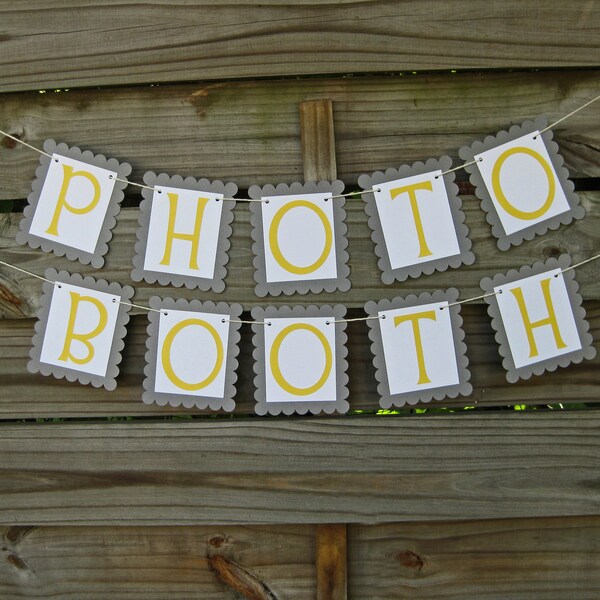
[1,2,599,597]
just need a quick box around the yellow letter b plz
[58,292,109,365]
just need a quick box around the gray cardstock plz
[251,305,350,416]
[480,255,596,383]
[248,181,351,296]
[28,268,134,390]
[358,156,475,283]
[142,298,243,411]
[365,289,472,408]
[458,117,584,251]
[16,139,132,268]
[131,172,237,291]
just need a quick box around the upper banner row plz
[16,117,583,295]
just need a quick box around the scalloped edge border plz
[248,181,351,296]
[458,118,585,251]
[142,297,243,411]
[250,304,350,415]
[480,255,596,383]
[131,172,237,292]
[27,268,134,390]
[15,139,132,268]
[358,156,475,283]
[364,289,472,408]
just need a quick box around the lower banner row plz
[28,255,595,415]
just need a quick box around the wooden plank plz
[0,414,599,525]
[316,525,347,600]
[350,516,600,599]
[2,191,600,319]
[0,303,598,419]
[1,518,599,598]
[0,1,599,92]
[302,98,348,600]
[300,99,337,182]
[0,524,316,599]
[0,71,599,200]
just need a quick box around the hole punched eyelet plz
[221,318,226,323]
[325,320,331,325]
[381,314,386,320]
[163,311,168,316]
[267,321,272,326]
[265,199,270,204]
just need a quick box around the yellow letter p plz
[46,164,102,237]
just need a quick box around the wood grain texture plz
[0,524,315,599]
[0,71,599,200]
[300,99,337,182]
[316,525,347,600]
[2,191,600,319]
[0,414,599,525]
[0,1,599,92]
[2,518,598,598]
[0,303,598,419]
[349,516,600,599]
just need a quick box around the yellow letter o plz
[270,323,332,396]
[161,318,224,391]
[491,146,556,221]
[268,200,333,275]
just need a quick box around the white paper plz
[29,153,117,253]
[264,317,337,403]
[378,301,459,394]
[143,186,224,279]
[154,309,230,398]
[494,268,582,368]
[261,193,338,283]
[475,132,570,236]
[40,282,121,377]
[373,171,461,269]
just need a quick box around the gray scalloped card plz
[358,156,475,283]
[480,255,595,383]
[459,117,584,251]
[131,172,237,292]
[251,305,349,416]
[248,181,351,296]
[28,268,134,390]
[365,289,472,408]
[142,298,243,411]
[16,139,132,268]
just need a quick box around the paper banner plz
[251,305,349,415]
[248,181,351,296]
[142,298,242,410]
[358,156,475,283]
[459,118,584,250]
[131,172,237,291]
[480,256,595,382]
[28,269,133,390]
[365,289,472,408]
[17,140,132,268]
